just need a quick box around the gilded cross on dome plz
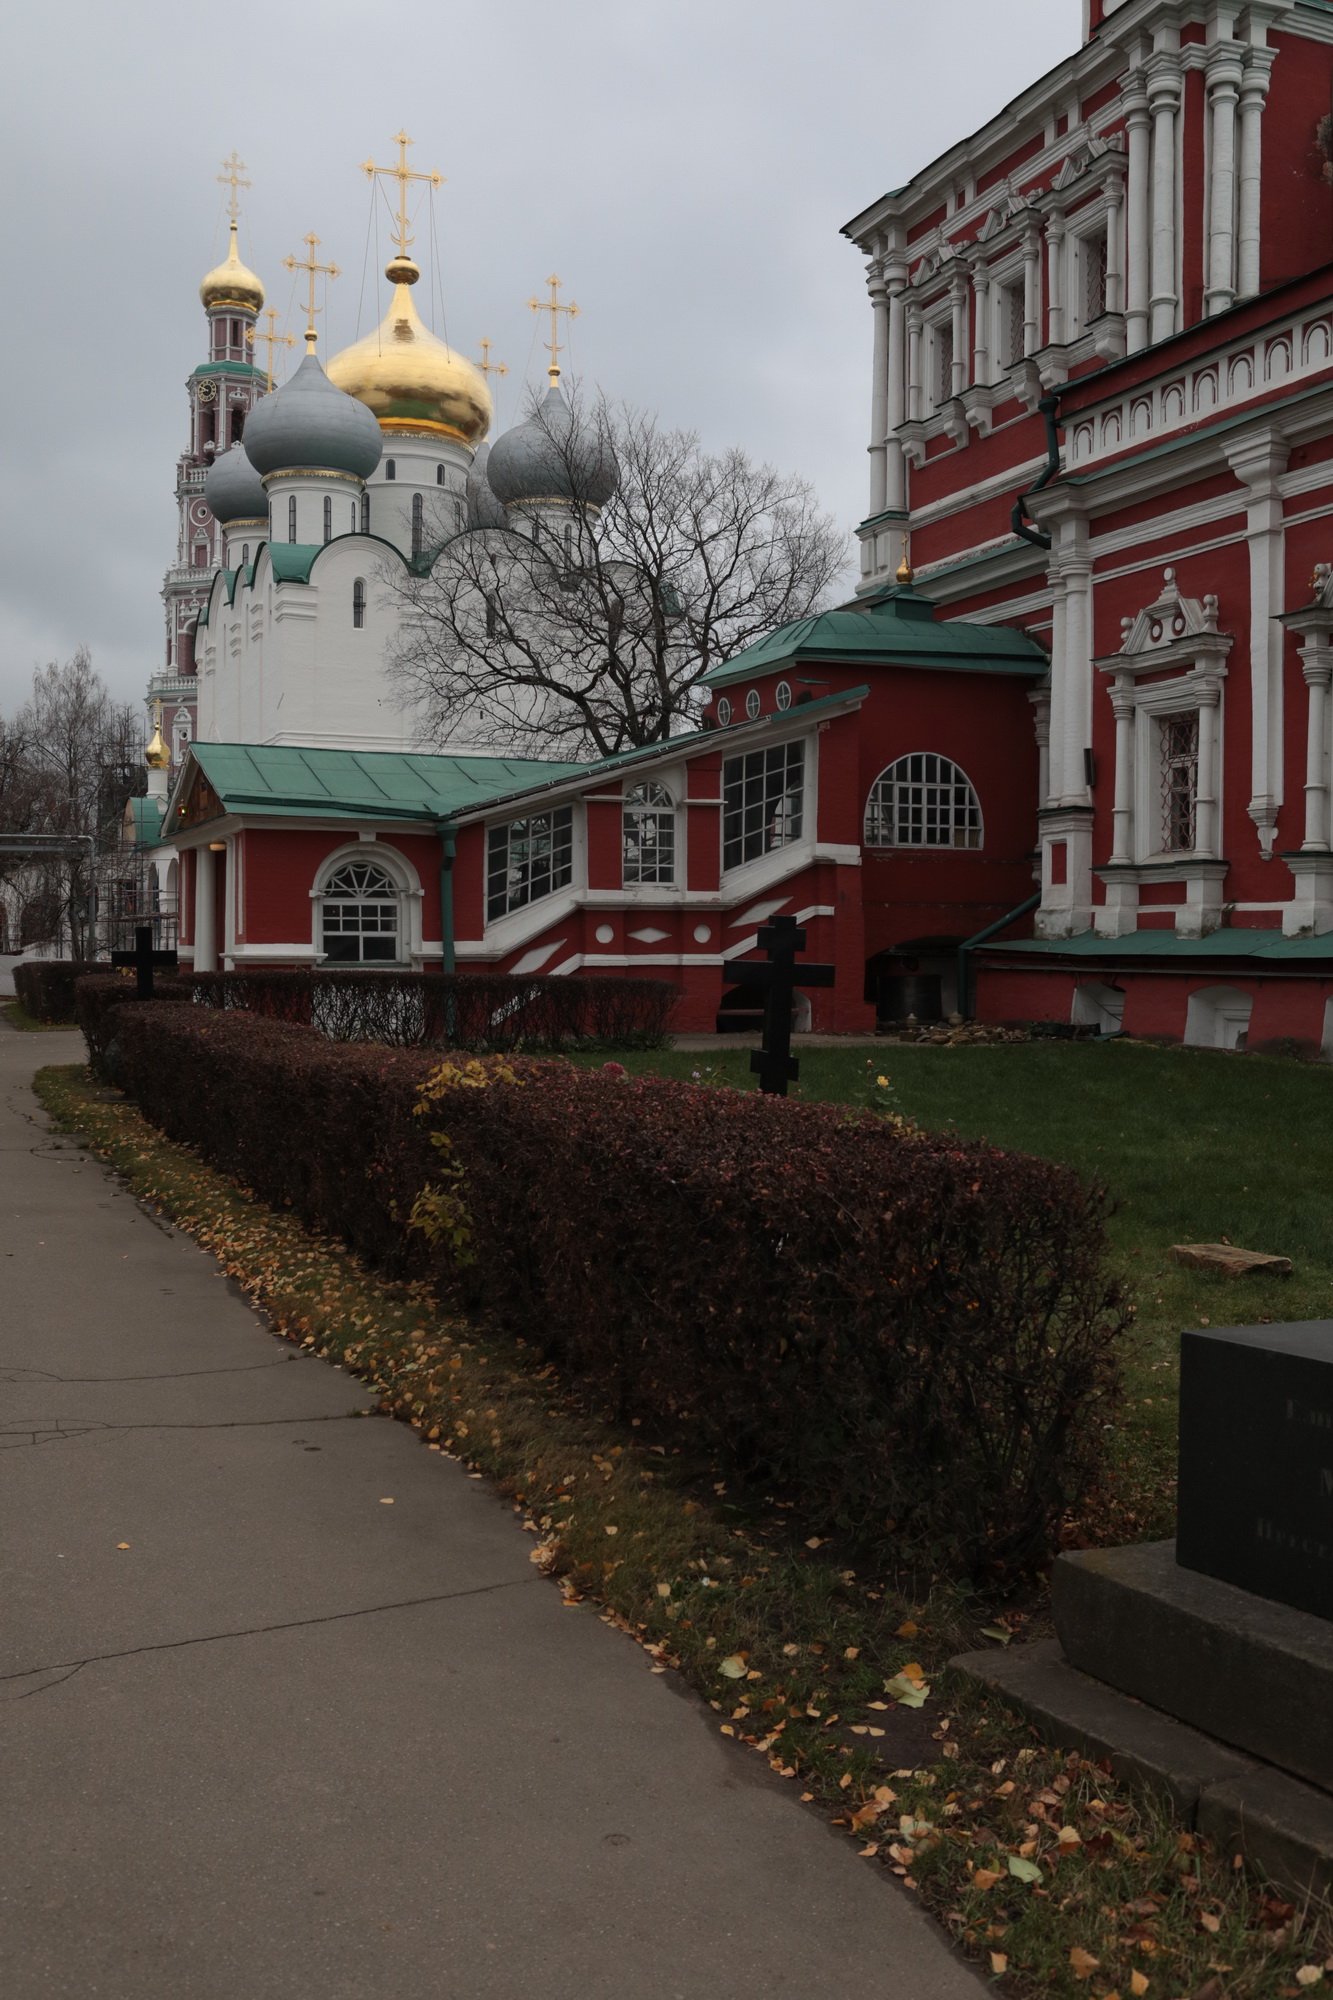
[529,275,579,386]
[476,338,508,381]
[217,152,250,223]
[247,308,297,390]
[283,234,340,353]
[361,130,443,260]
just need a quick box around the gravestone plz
[726,915,834,1097]
[1177,1320,1333,1621]
[111,925,178,1001]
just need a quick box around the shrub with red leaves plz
[106,1003,1128,1580]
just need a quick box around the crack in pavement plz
[2,1575,540,1696]
[0,1356,303,1385]
[0,1410,372,1448]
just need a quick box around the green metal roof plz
[186,743,585,825]
[268,544,323,585]
[189,360,263,380]
[701,589,1049,689]
[985,929,1333,964]
[128,797,164,845]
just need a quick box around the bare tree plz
[0,650,144,955]
[383,395,848,760]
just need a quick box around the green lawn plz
[576,1040,1333,1537]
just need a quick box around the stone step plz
[1052,1540,1333,1792]
[951,1638,1333,1900]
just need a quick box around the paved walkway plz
[1,1023,983,1999]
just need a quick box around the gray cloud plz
[0,0,1077,711]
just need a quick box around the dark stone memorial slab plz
[1177,1320,1333,1622]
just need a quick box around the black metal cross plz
[111,925,179,1000]
[731,914,834,1096]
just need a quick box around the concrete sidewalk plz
[1,1024,983,1999]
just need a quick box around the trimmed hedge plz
[105,1001,1127,1579]
[188,969,678,1050]
[13,959,108,1024]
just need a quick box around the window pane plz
[864,756,982,850]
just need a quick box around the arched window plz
[864,754,982,849]
[240,542,249,566]
[288,495,297,544]
[412,492,424,556]
[172,709,192,766]
[385,458,396,481]
[323,495,332,545]
[319,858,400,964]
[436,465,446,485]
[352,579,366,629]
[361,491,370,534]
[230,408,244,445]
[350,501,357,533]
[623,782,676,885]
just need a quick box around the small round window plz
[716,697,732,726]
[745,689,761,720]
[775,680,792,711]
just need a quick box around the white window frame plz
[622,781,677,886]
[863,752,984,850]
[922,298,954,413]
[721,740,806,874]
[486,804,576,923]
[311,841,422,967]
[1066,199,1112,341]
[989,254,1027,380]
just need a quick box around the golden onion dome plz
[145,723,170,771]
[327,256,492,447]
[200,221,265,314]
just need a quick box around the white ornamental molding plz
[1118,567,1220,655]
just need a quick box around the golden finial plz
[217,151,250,224]
[528,274,579,387]
[283,233,340,353]
[246,309,297,391]
[145,699,169,771]
[895,531,914,585]
[476,338,508,382]
[361,129,443,265]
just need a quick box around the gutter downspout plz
[1010,393,1062,551]
[957,890,1041,1022]
[438,822,457,976]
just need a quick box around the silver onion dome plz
[204,442,268,524]
[242,352,383,482]
[465,442,509,529]
[486,385,618,510]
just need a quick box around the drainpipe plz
[1010,393,1062,551]
[437,821,457,1044]
[956,891,1041,1022]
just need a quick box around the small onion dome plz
[242,351,383,482]
[465,443,508,530]
[204,442,268,524]
[199,221,265,314]
[145,724,170,771]
[327,255,492,447]
[486,384,618,510]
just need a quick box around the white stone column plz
[1302,645,1333,850]
[972,262,991,385]
[1109,681,1137,862]
[1236,50,1274,298]
[867,266,890,518]
[1104,167,1126,318]
[906,304,922,422]
[1226,432,1289,856]
[885,262,909,509]
[1148,61,1182,343]
[1045,556,1070,801]
[194,845,217,973]
[1123,76,1152,352]
[1046,213,1067,348]
[1029,689,1052,808]
[1195,678,1222,856]
[1022,226,1042,356]
[1205,43,1243,315]
[1061,548,1095,804]
[949,271,968,397]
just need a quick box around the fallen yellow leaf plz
[1069,1947,1099,1980]
[1057,1824,1081,1846]
[379,1497,394,1506]
[1130,1973,1150,1997]
[990,1952,1008,1976]
[896,1620,919,1640]
[718,1654,747,1679]
[1199,1912,1220,1934]
[115,1542,131,1550]
[604,1524,618,1536]
[972,1868,1001,1891]
[656,1582,671,1598]
[1295,1970,1324,1989]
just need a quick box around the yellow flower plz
[875,1074,889,1088]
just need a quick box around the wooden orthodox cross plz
[529,275,579,386]
[735,915,834,1096]
[111,926,178,1001]
[283,234,340,353]
[360,130,443,258]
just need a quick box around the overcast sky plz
[0,0,1078,715]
